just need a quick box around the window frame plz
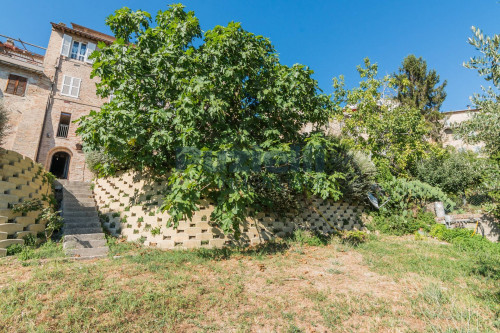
[60,75,81,98]
[70,40,88,61]
[5,74,28,97]
[56,112,72,138]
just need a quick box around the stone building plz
[441,108,483,153]
[0,23,114,181]
[0,38,51,160]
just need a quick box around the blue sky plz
[2,0,499,111]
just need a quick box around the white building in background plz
[441,108,483,153]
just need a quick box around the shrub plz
[84,150,129,176]
[341,230,368,246]
[370,210,436,236]
[381,178,455,212]
[6,244,23,256]
[415,149,484,194]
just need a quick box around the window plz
[70,41,87,61]
[61,75,81,98]
[5,74,28,96]
[56,113,71,138]
[60,34,96,63]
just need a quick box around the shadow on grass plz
[106,229,337,267]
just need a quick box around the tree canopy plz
[77,4,372,234]
[332,59,433,178]
[392,55,447,139]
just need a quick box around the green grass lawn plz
[0,233,498,332]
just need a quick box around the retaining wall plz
[0,149,53,257]
[93,172,364,249]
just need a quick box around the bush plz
[381,178,455,212]
[327,144,377,203]
[415,149,484,194]
[85,150,129,176]
[6,243,23,256]
[341,230,368,246]
[370,210,436,236]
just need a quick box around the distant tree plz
[332,58,433,178]
[392,55,447,139]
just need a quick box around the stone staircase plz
[59,180,108,259]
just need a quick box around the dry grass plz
[0,234,498,332]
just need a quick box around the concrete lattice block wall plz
[0,149,53,257]
[93,171,364,250]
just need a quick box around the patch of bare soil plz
[197,245,427,332]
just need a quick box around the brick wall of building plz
[0,63,51,161]
[36,27,108,181]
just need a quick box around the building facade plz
[0,38,51,160]
[441,108,483,153]
[0,23,114,181]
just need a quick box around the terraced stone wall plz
[0,149,53,257]
[93,172,364,250]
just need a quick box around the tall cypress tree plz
[392,55,447,140]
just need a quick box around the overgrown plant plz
[380,178,455,212]
[414,148,485,195]
[76,4,375,235]
[332,59,435,177]
[12,169,62,241]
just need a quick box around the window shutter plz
[85,42,96,63]
[15,77,28,96]
[5,74,27,96]
[5,76,17,94]
[61,75,71,95]
[71,78,81,97]
[60,34,72,57]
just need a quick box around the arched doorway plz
[49,152,71,179]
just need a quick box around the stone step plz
[63,227,104,235]
[63,216,100,224]
[65,246,108,258]
[63,233,106,242]
[63,201,96,208]
[63,210,98,218]
[64,221,101,229]
[63,239,107,250]
[61,181,108,260]
[62,185,92,190]
[64,195,95,201]
[63,189,93,195]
